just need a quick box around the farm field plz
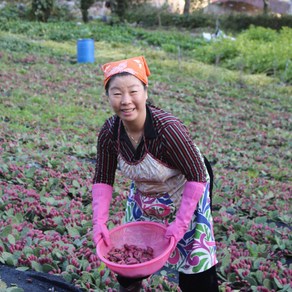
[0,20,291,291]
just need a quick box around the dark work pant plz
[116,275,149,288]
[117,266,219,291]
[179,265,219,292]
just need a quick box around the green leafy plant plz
[193,26,292,83]
[0,3,29,21]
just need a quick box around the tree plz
[263,0,270,14]
[80,0,95,23]
[31,0,54,22]
[112,0,129,21]
[183,0,191,15]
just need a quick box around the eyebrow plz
[110,84,141,91]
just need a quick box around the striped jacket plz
[93,104,207,185]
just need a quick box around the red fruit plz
[105,278,111,286]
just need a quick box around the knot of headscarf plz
[101,56,151,88]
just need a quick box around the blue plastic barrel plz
[77,39,95,63]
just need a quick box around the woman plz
[92,56,218,292]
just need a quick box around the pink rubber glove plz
[165,181,206,246]
[92,183,113,246]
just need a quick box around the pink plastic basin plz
[96,221,175,278]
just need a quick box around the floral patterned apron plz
[117,124,217,274]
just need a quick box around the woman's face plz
[107,74,148,124]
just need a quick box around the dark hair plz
[105,72,147,96]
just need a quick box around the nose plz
[121,93,131,105]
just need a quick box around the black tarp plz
[0,264,83,292]
[0,264,179,291]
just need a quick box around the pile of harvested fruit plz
[106,244,154,265]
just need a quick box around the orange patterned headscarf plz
[101,56,151,88]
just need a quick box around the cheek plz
[108,98,118,108]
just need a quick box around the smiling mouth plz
[121,108,135,113]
